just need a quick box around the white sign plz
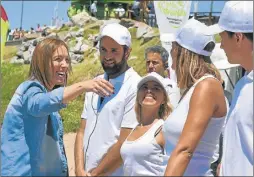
[154,1,192,34]
[154,1,192,80]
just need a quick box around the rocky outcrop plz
[9,16,159,65]
[71,11,98,27]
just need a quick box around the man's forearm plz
[91,142,123,176]
[74,131,85,171]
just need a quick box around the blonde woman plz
[1,37,113,176]
[163,18,228,176]
[120,72,172,176]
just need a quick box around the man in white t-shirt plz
[90,1,97,17]
[144,45,180,108]
[74,23,141,176]
[205,1,253,176]
[114,4,125,19]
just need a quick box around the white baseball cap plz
[137,72,167,93]
[98,23,132,47]
[167,18,215,56]
[205,1,253,35]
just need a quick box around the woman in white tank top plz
[163,19,228,176]
[120,72,172,176]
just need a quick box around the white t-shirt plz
[220,70,253,176]
[90,3,97,13]
[163,78,180,109]
[81,68,141,176]
[114,8,125,17]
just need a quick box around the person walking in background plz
[146,1,156,27]
[104,4,109,20]
[114,4,126,19]
[90,1,97,17]
[144,45,180,108]
[120,72,172,176]
[163,18,228,176]
[205,1,253,176]
[1,37,114,176]
[67,4,77,20]
[131,0,141,21]
[74,23,141,176]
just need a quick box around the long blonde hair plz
[28,37,72,90]
[174,41,222,89]
[135,85,173,124]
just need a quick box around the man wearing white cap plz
[74,23,141,176]
[205,1,253,176]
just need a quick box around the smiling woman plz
[120,72,173,176]
[1,37,114,176]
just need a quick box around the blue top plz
[1,80,68,176]
[147,2,155,15]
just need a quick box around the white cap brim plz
[203,24,225,35]
[137,73,166,91]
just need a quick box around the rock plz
[70,31,77,38]
[24,59,30,64]
[102,19,120,27]
[71,12,97,27]
[120,18,136,28]
[84,21,103,31]
[23,51,32,62]
[24,33,41,40]
[33,37,45,46]
[10,56,19,63]
[10,56,24,64]
[71,54,84,63]
[28,46,35,56]
[32,39,38,46]
[64,33,72,42]
[142,30,158,43]
[16,51,23,58]
[65,21,74,27]
[129,56,138,61]
[135,22,153,39]
[19,41,31,51]
[73,40,89,54]
[75,28,85,37]
[47,32,57,38]
[71,59,79,64]
[57,31,69,41]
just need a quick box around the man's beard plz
[101,57,127,76]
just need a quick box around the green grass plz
[1,63,30,122]
[3,46,18,62]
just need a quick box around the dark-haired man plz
[205,1,253,176]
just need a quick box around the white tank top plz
[120,119,169,176]
[163,75,227,176]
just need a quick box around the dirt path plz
[63,133,76,176]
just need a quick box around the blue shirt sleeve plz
[23,86,67,117]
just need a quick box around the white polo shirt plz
[81,67,141,176]
[220,70,253,176]
[164,78,181,109]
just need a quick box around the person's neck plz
[140,106,160,126]
[108,65,130,79]
[241,51,253,73]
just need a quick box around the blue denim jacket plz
[1,80,68,176]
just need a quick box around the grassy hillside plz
[1,27,159,133]
[1,25,221,133]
